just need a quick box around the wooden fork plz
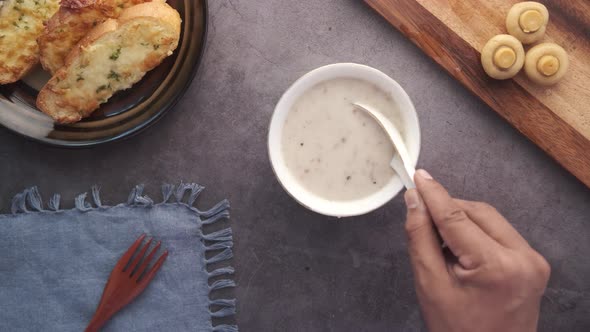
[85,234,168,332]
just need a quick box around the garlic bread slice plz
[36,2,181,124]
[38,0,158,75]
[0,0,60,84]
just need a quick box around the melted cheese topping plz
[0,0,59,82]
[51,19,177,114]
[40,7,112,74]
[39,0,152,74]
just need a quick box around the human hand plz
[404,170,550,332]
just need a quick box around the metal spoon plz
[353,103,416,189]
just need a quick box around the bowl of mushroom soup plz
[268,63,421,217]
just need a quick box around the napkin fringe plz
[128,185,155,206]
[161,183,175,203]
[11,184,233,218]
[208,267,235,278]
[206,248,234,264]
[11,186,106,213]
[26,187,44,211]
[202,204,237,329]
[91,185,102,207]
[171,182,206,206]
[210,279,236,291]
[75,193,93,211]
[210,298,236,319]
[160,183,231,221]
[48,194,61,211]
[198,199,231,218]
[210,299,236,306]
[211,306,236,318]
[205,240,233,251]
[203,227,233,241]
[175,182,194,202]
[213,325,239,332]
[11,192,27,214]
[202,210,231,225]
[174,182,205,205]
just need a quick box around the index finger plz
[414,170,497,270]
[454,199,530,249]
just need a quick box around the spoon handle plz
[391,153,416,189]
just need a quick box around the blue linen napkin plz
[0,184,238,332]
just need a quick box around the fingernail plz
[416,169,433,180]
[404,189,421,209]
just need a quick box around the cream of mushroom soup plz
[281,78,404,201]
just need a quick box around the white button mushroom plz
[481,34,525,80]
[506,2,549,44]
[524,43,569,85]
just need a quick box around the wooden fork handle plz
[85,308,116,332]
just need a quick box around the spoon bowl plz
[353,102,416,190]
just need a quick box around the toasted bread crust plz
[37,2,181,124]
[61,0,98,9]
[38,0,155,75]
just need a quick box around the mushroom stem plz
[494,46,517,69]
[537,55,559,76]
[519,10,544,33]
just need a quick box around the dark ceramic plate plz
[0,0,207,147]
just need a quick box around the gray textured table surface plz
[1,1,589,331]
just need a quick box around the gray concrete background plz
[1,0,589,331]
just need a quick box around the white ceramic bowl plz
[268,63,421,217]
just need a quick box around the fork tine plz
[115,234,146,272]
[125,238,153,274]
[133,241,161,281]
[139,250,168,284]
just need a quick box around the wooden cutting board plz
[365,0,590,188]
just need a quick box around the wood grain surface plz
[365,0,590,188]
